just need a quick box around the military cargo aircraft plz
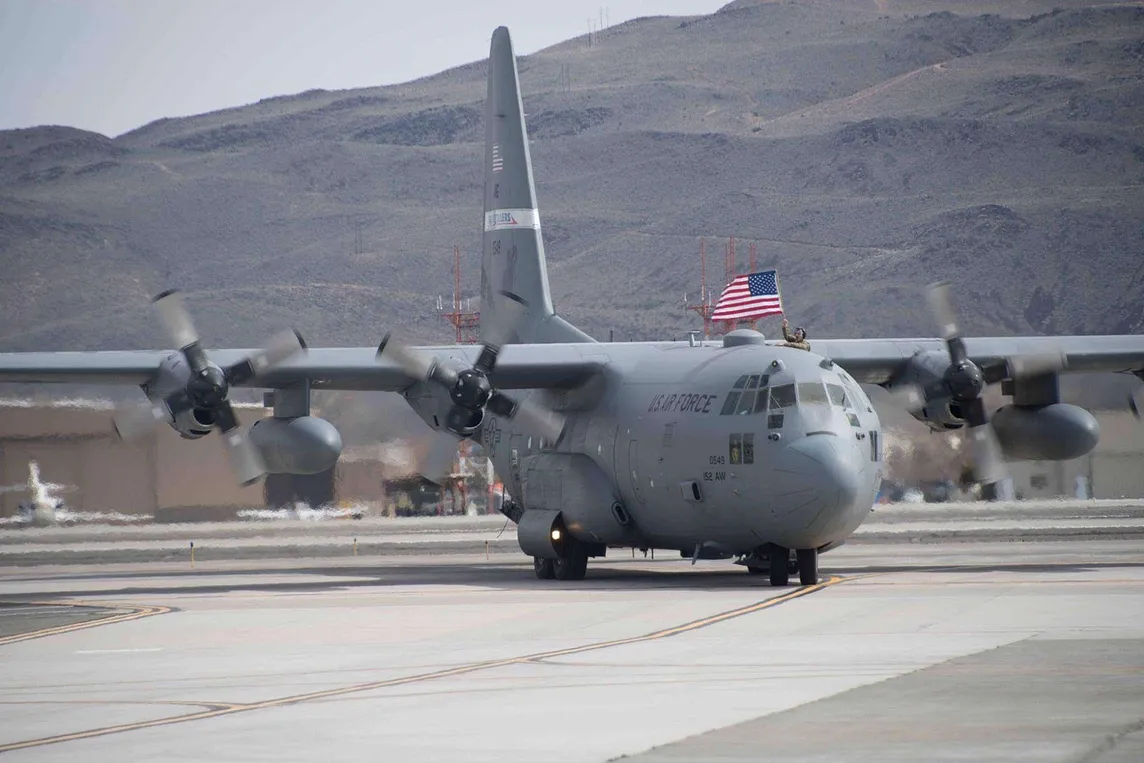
[2,28,1142,584]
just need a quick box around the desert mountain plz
[1,0,1142,354]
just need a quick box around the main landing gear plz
[750,544,819,586]
[533,537,589,581]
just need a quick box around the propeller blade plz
[959,397,1006,498]
[926,282,960,343]
[153,290,200,351]
[213,401,241,433]
[480,290,528,353]
[227,329,307,385]
[222,428,267,486]
[966,423,1006,490]
[420,432,461,485]
[377,333,435,381]
[885,383,927,413]
[503,393,567,446]
[113,403,168,441]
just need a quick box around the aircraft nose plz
[785,435,862,514]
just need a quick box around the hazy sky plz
[1,0,728,137]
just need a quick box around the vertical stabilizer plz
[481,27,593,345]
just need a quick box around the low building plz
[1008,412,1144,499]
[0,399,265,519]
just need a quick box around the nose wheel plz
[796,548,819,585]
[752,544,819,586]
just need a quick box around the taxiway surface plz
[0,538,1142,761]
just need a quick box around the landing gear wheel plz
[552,539,589,581]
[533,557,555,580]
[766,544,790,587]
[796,548,819,586]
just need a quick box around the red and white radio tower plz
[439,245,481,344]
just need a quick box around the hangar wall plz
[0,402,265,517]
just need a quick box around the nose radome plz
[787,435,862,513]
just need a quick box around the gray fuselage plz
[470,338,883,556]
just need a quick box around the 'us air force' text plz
[647,392,719,414]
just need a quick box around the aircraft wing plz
[0,345,605,391]
[814,335,1144,385]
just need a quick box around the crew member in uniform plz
[781,318,810,351]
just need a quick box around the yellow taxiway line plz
[0,601,172,647]
[0,576,844,752]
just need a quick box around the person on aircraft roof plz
[781,318,810,351]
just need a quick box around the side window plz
[826,383,848,408]
[847,412,861,428]
[743,433,754,464]
[720,391,741,416]
[729,433,742,465]
[768,413,784,429]
[769,384,796,409]
[840,372,867,410]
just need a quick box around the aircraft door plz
[627,439,645,504]
[508,433,523,492]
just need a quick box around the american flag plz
[711,270,784,321]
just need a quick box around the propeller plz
[891,282,1066,500]
[377,290,566,483]
[115,290,308,486]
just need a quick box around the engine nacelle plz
[170,407,214,439]
[911,398,967,431]
[889,350,966,431]
[519,452,640,546]
[517,509,564,559]
[248,416,343,475]
[991,403,1100,462]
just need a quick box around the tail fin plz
[480,27,593,345]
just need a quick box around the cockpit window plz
[753,387,770,414]
[733,375,748,389]
[798,382,829,406]
[745,374,761,389]
[769,383,796,409]
[826,383,848,408]
[720,391,741,416]
[735,389,756,415]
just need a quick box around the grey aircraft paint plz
[1,26,1144,583]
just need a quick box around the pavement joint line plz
[0,576,844,752]
[0,601,173,646]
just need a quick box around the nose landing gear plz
[795,548,819,586]
[744,544,820,586]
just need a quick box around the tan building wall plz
[0,402,265,517]
[1008,412,1144,499]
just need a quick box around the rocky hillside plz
[1,0,1142,353]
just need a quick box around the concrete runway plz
[1,533,1142,761]
[4,499,1144,565]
